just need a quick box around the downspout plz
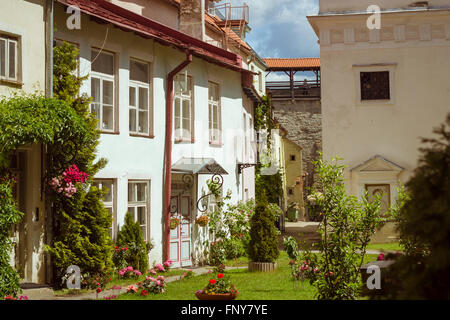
[163,51,193,262]
[44,0,54,285]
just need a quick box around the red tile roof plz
[56,0,245,72]
[264,58,320,70]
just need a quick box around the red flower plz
[217,273,224,279]
[141,290,148,296]
[96,288,102,293]
[114,246,119,251]
[209,279,216,284]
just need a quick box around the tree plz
[115,212,151,272]
[305,156,384,300]
[247,193,280,263]
[387,113,450,299]
[45,42,113,285]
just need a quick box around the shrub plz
[247,193,280,263]
[116,212,151,272]
[45,42,114,286]
[386,114,450,299]
[283,236,299,261]
[0,177,23,297]
[224,237,246,260]
[307,156,385,300]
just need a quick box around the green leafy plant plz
[45,42,114,287]
[116,211,151,272]
[247,193,280,263]
[197,273,238,296]
[307,156,385,300]
[385,114,450,299]
[283,236,300,261]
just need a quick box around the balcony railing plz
[266,80,321,99]
[208,2,249,24]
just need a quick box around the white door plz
[169,194,192,268]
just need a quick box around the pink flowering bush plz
[119,266,142,279]
[48,164,89,198]
[150,260,173,274]
[139,275,166,294]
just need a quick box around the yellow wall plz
[283,139,304,221]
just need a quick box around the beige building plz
[1,0,52,284]
[308,0,450,241]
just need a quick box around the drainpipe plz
[163,51,193,262]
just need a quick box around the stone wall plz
[272,98,322,195]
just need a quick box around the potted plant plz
[247,193,279,272]
[195,273,238,300]
[170,217,181,230]
[195,215,209,227]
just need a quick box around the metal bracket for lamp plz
[196,170,224,213]
[238,163,257,174]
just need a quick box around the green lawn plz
[118,252,317,300]
[55,268,187,296]
[366,242,403,252]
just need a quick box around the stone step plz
[20,283,55,300]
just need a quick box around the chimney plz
[179,0,206,41]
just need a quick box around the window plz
[290,155,296,161]
[174,74,193,141]
[128,181,150,241]
[91,49,115,132]
[258,71,263,92]
[0,34,18,82]
[360,71,390,100]
[129,59,151,136]
[208,81,221,144]
[93,180,116,240]
[365,184,391,215]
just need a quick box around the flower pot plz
[195,292,238,301]
[248,262,277,272]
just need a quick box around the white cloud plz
[218,0,320,59]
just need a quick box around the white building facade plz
[54,0,256,267]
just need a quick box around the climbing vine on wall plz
[254,95,283,205]
[0,94,91,297]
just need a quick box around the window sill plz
[175,139,194,144]
[100,131,120,135]
[0,78,23,87]
[209,141,223,147]
[130,133,155,139]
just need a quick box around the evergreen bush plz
[386,113,450,299]
[247,193,280,263]
[116,211,151,272]
[45,42,113,285]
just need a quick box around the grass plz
[119,252,316,300]
[116,251,382,301]
[366,242,403,252]
[54,268,188,296]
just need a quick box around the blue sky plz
[227,0,320,58]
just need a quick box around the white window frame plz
[208,81,221,145]
[129,59,151,136]
[0,35,18,82]
[127,181,150,242]
[174,74,193,142]
[90,49,115,132]
[94,179,116,241]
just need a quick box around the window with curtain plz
[128,181,150,242]
[0,34,18,82]
[129,59,151,136]
[174,74,193,141]
[91,49,115,132]
[93,179,116,240]
[208,81,221,144]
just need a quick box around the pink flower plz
[149,269,156,275]
[377,253,385,261]
[127,266,133,271]
[155,264,165,271]
[156,280,161,286]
